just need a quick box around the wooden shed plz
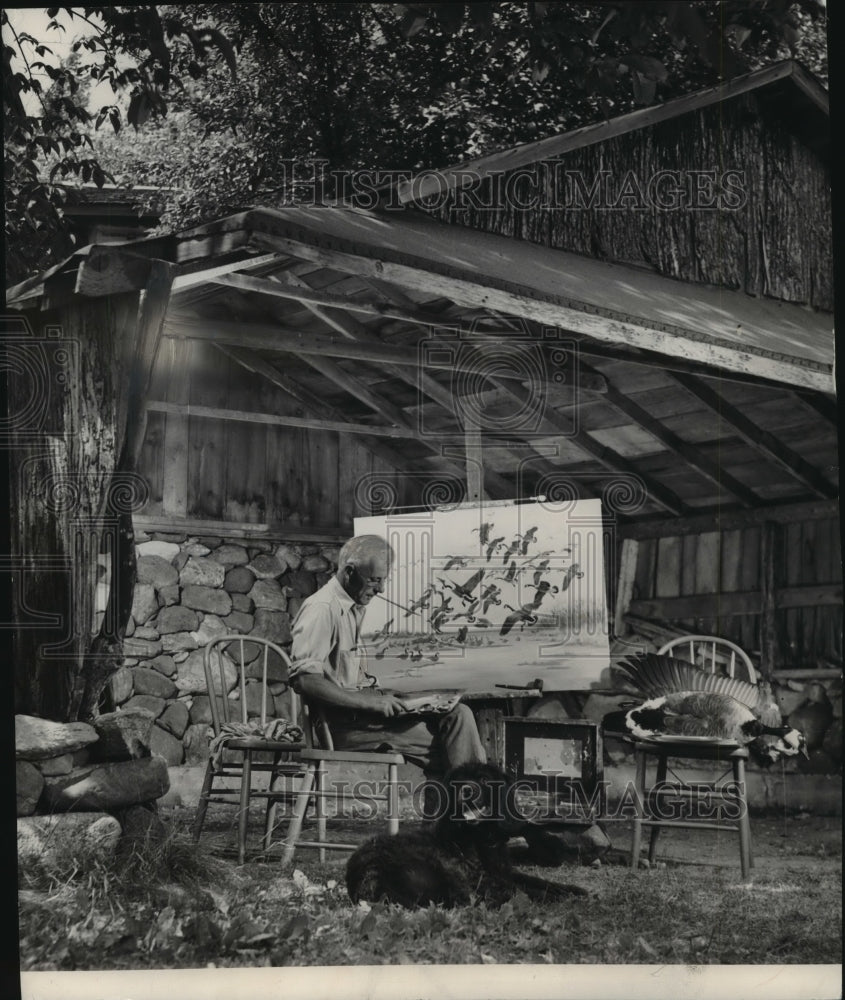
[6,60,838,731]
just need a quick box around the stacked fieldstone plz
[16,710,170,869]
[112,531,340,765]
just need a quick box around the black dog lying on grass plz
[346,763,590,908]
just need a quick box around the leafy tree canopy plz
[4,2,827,285]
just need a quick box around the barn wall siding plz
[430,93,832,311]
[621,517,842,670]
[137,340,406,532]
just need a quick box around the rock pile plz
[16,710,171,870]
[107,532,340,766]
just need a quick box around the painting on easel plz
[354,498,610,693]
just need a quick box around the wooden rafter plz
[671,372,837,499]
[271,271,599,501]
[165,312,606,392]
[579,360,761,508]
[212,344,454,479]
[209,330,513,498]
[146,400,417,437]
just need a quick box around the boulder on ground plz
[15,715,98,761]
[18,813,122,870]
[41,755,170,812]
[16,761,43,816]
[123,695,166,720]
[183,723,212,764]
[38,753,74,776]
[159,701,190,739]
[115,803,167,860]
[109,666,134,705]
[149,724,185,765]
[91,708,155,760]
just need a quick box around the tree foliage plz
[3,6,237,284]
[5,2,827,284]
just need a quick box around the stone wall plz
[112,529,340,765]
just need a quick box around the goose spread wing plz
[613,652,763,713]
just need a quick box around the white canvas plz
[354,498,610,693]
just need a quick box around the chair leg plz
[631,747,647,869]
[192,758,216,842]
[314,763,326,863]
[733,756,752,880]
[263,751,284,853]
[237,752,253,866]
[648,754,668,864]
[281,765,316,867]
[387,762,399,836]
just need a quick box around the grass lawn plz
[18,806,842,971]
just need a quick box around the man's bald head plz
[337,535,394,606]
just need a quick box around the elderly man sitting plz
[289,534,486,781]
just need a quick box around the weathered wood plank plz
[614,538,639,638]
[620,498,840,538]
[760,522,780,676]
[628,583,841,620]
[160,338,191,518]
[249,231,833,394]
[634,538,656,601]
[694,532,720,594]
[187,340,229,519]
[655,536,681,598]
[224,360,267,524]
[721,529,743,593]
[132,514,348,543]
[124,261,177,470]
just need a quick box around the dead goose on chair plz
[608,653,807,767]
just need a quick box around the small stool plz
[630,740,753,879]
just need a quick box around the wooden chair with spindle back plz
[628,635,759,879]
[191,634,404,866]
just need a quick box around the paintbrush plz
[376,593,420,616]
